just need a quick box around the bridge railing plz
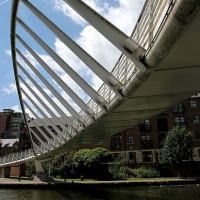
[0,0,173,166]
[0,149,34,166]
[81,0,172,119]
[0,130,71,165]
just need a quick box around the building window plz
[196,132,200,140]
[174,116,186,126]
[128,135,134,144]
[140,120,151,132]
[96,138,103,145]
[157,118,168,132]
[142,151,153,162]
[141,135,152,148]
[173,104,184,113]
[193,115,199,123]
[129,152,134,160]
[191,100,197,107]
[158,134,166,148]
[111,138,121,150]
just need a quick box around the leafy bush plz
[26,161,36,177]
[133,167,159,178]
[109,156,134,180]
[51,152,75,178]
[84,148,113,167]
[73,148,113,178]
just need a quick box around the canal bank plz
[0,177,200,189]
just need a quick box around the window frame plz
[174,116,186,126]
[96,138,103,145]
[193,115,199,123]
[173,104,184,113]
[142,151,153,163]
[191,99,197,107]
[127,135,134,144]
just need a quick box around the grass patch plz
[53,177,182,182]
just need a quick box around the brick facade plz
[83,94,200,169]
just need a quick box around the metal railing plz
[81,0,173,119]
[0,0,173,166]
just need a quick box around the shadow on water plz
[56,185,200,200]
[0,185,200,200]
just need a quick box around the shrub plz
[133,167,159,178]
[73,148,113,178]
[26,161,36,177]
[109,156,134,180]
[51,152,75,178]
[84,148,113,167]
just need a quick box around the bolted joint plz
[97,95,106,105]
[124,38,145,58]
[108,76,122,90]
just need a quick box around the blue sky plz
[0,0,145,116]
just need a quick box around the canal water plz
[0,185,200,200]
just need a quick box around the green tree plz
[73,148,113,178]
[72,149,90,177]
[84,148,113,168]
[159,126,193,167]
[51,152,75,178]
[73,149,90,169]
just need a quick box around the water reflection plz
[0,185,200,200]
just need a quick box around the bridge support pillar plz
[0,166,11,178]
[33,160,54,182]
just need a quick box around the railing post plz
[148,0,154,45]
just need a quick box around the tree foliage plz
[84,148,113,167]
[26,161,36,177]
[73,148,113,178]
[108,155,134,180]
[51,152,75,178]
[72,149,90,169]
[159,126,193,167]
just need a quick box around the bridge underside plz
[36,0,200,159]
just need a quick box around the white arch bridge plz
[1,0,200,170]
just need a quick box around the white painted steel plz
[17,18,108,111]
[19,0,123,98]
[0,0,178,166]
[16,49,84,125]
[16,34,94,117]
[63,0,146,72]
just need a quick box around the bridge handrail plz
[81,0,172,119]
[0,0,174,166]
[0,148,34,165]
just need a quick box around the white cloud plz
[52,0,87,26]
[16,0,146,120]
[76,25,120,71]
[12,105,22,113]
[2,83,17,94]
[4,49,11,56]
[51,0,145,74]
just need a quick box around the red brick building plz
[0,109,24,139]
[0,109,30,177]
[83,94,200,172]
